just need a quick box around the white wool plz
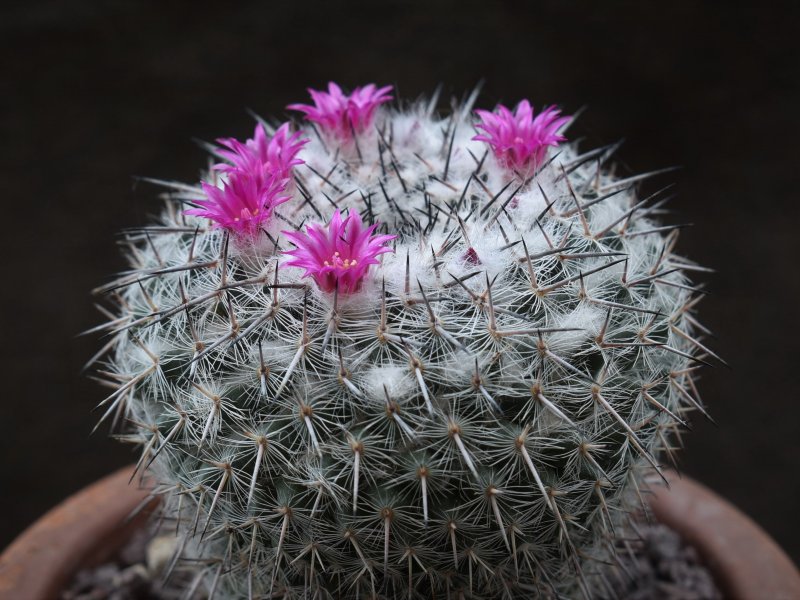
[548,304,605,355]
[360,364,415,403]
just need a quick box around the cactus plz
[90,82,712,599]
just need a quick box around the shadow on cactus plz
[90,82,716,599]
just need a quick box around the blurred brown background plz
[2,0,798,563]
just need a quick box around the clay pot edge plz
[0,466,154,600]
[649,472,800,600]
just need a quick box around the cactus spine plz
[91,84,711,598]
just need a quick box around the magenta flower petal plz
[215,122,308,183]
[282,210,396,293]
[288,82,393,140]
[186,123,305,237]
[186,172,291,236]
[473,100,571,175]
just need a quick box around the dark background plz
[2,0,799,564]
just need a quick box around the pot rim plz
[0,466,154,600]
[649,471,800,600]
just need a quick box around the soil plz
[604,522,721,599]
[61,522,720,599]
[60,526,181,600]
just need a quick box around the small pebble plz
[145,535,178,577]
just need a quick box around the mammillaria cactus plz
[91,82,713,598]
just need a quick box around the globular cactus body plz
[92,83,709,599]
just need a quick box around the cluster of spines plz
[89,84,716,599]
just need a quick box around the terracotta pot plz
[0,467,154,600]
[650,473,800,600]
[1,467,798,599]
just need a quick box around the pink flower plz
[473,101,570,175]
[186,173,291,236]
[215,122,308,183]
[282,210,396,293]
[288,82,393,140]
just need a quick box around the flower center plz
[323,251,358,269]
[233,208,259,222]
